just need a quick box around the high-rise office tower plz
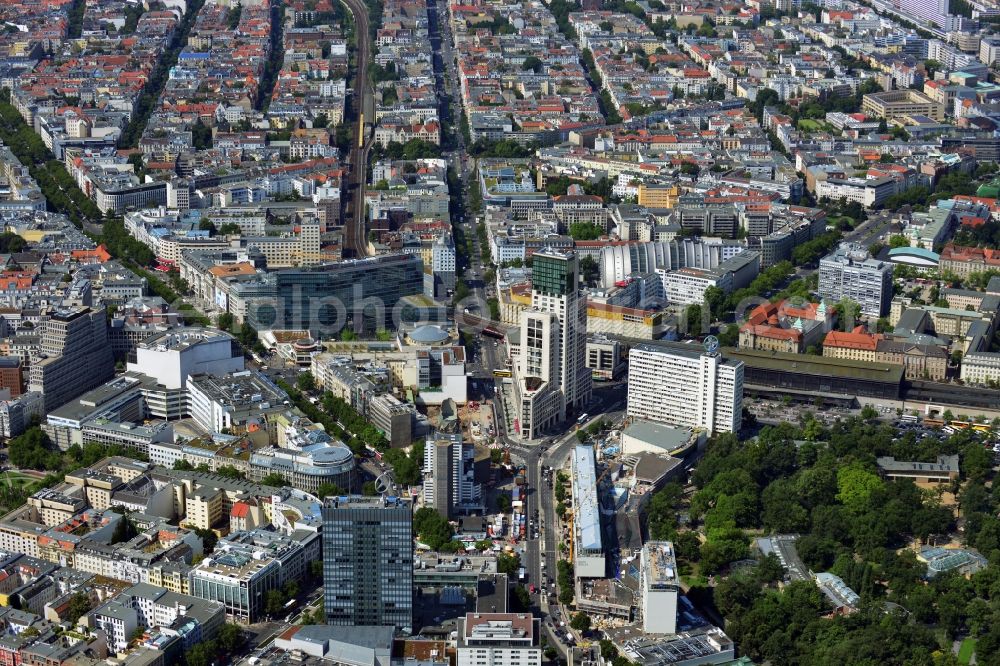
[513,249,592,438]
[627,340,743,434]
[817,243,894,317]
[423,431,482,517]
[321,496,413,632]
[30,306,115,412]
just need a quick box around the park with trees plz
[639,412,1000,664]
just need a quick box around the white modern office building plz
[457,613,541,666]
[126,328,245,420]
[640,541,680,635]
[627,341,744,434]
[127,328,245,391]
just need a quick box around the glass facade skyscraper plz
[513,249,592,438]
[321,496,413,632]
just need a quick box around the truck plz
[518,567,526,582]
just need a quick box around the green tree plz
[497,552,521,575]
[685,304,704,336]
[194,528,218,554]
[579,255,600,285]
[216,624,244,653]
[8,427,61,471]
[260,472,287,487]
[297,371,316,392]
[265,589,287,617]
[413,507,455,551]
[836,298,862,331]
[66,592,93,625]
[215,465,246,480]
[567,222,605,240]
[191,121,212,150]
[570,612,591,632]
[512,585,531,610]
[836,463,883,513]
[315,482,344,497]
[184,642,215,666]
[521,56,543,73]
[111,514,137,544]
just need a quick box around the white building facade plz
[627,342,743,434]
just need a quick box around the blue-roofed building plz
[571,445,605,578]
[887,245,939,270]
[177,50,211,61]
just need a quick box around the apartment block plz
[627,342,744,434]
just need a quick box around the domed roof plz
[408,325,450,344]
[293,336,319,350]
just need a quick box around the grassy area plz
[797,119,833,133]
[682,574,709,588]
[0,471,39,487]
[958,638,976,664]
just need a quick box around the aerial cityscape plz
[2,0,1000,663]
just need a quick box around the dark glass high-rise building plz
[321,496,413,632]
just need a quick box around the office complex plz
[187,370,288,434]
[862,89,944,121]
[513,249,592,439]
[188,546,282,624]
[640,541,680,635]
[29,306,115,412]
[322,496,413,632]
[627,341,744,434]
[239,253,425,334]
[127,328,245,391]
[423,431,483,517]
[818,243,894,317]
[571,445,606,578]
[126,328,245,419]
[457,613,542,666]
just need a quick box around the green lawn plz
[0,471,37,488]
[958,637,976,665]
[797,119,833,133]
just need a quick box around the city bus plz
[493,369,512,378]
